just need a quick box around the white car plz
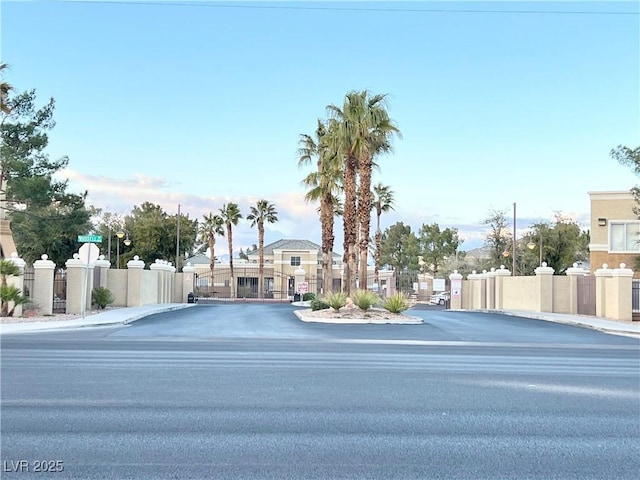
[430,291,450,306]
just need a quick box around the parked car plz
[430,291,450,306]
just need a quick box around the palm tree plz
[0,63,12,115]
[199,213,224,274]
[371,183,395,285]
[299,119,343,295]
[246,199,278,298]
[219,202,242,299]
[328,90,401,293]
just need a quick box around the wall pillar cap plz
[65,256,86,268]
[566,262,588,276]
[182,263,195,273]
[534,262,555,276]
[494,265,511,276]
[94,257,111,268]
[448,271,463,281]
[7,252,26,268]
[33,254,55,270]
[594,264,613,277]
[127,255,145,269]
[612,263,634,277]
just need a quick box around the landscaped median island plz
[293,291,423,325]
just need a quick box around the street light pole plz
[116,230,125,269]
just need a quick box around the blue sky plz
[2,0,639,254]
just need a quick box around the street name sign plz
[78,235,102,243]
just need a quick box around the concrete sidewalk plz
[0,304,195,335]
[469,309,640,337]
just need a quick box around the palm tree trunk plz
[343,155,358,296]
[320,192,335,295]
[258,223,264,299]
[227,227,235,299]
[358,155,373,291]
[374,229,381,285]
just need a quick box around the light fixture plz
[527,242,536,250]
[123,235,131,247]
[597,218,607,227]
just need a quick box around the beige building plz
[185,238,397,299]
[589,191,640,276]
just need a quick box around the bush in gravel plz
[352,290,380,311]
[325,292,347,311]
[310,298,330,311]
[92,287,114,310]
[381,292,410,314]
[303,292,316,302]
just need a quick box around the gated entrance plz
[53,268,67,313]
[632,279,640,321]
[577,275,595,316]
[195,266,299,302]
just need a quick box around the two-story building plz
[589,190,640,275]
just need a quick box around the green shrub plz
[92,286,114,310]
[302,292,316,302]
[325,292,347,311]
[352,290,380,311]
[310,298,330,311]
[381,292,410,314]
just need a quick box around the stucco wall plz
[107,269,128,306]
[552,276,571,314]
[140,270,159,305]
[589,192,636,245]
[502,276,539,310]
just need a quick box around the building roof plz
[184,253,213,265]
[256,239,341,259]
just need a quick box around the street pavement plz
[1,303,639,479]
[1,302,639,337]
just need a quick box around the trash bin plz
[187,292,196,304]
[293,293,301,302]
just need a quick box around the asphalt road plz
[2,304,639,479]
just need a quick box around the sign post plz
[78,235,102,318]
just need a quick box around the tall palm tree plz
[0,63,12,115]
[298,119,343,295]
[371,183,395,285]
[246,199,278,298]
[199,213,224,274]
[328,90,401,293]
[219,202,242,299]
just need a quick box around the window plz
[290,256,301,266]
[610,221,640,252]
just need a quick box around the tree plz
[372,183,395,285]
[0,63,12,114]
[198,213,224,273]
[0,259,27,317]
[611,144,640,213]
[327,90,401,294]
[483,208,511,267]
[379,222,420,272]
[124,202,197,267]
[247,199,278,298]
[219,202,242,298]
[417,223,462,276]
[1,88,93,266]
[522,215,590,274]
[298,119,343,295]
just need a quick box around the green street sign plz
[78,234,102,243]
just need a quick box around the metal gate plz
[632,279,640,321]
[53,268,67,313]
[195,266,297,302]
[22,266,35,306]
[577,275,596,316]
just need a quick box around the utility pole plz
[512,202,516,276]
[176,204,181,271]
